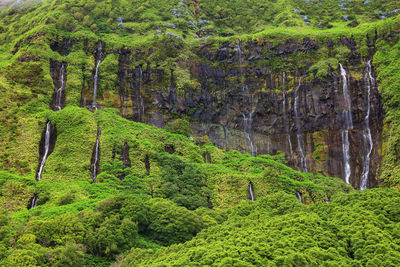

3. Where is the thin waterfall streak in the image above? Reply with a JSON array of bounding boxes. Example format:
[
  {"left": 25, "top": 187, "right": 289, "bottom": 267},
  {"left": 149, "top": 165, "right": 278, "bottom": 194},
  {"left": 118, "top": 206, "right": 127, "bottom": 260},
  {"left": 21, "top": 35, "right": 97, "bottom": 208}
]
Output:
[
  {"left": 37, "top": 122, "right": 51, "bottom": 181},
  {"left": 282, "top": 90, "right": 286, "bottom": 123},
  {"left": 288, "top": 135, "right": 293, "bottom": 159},
  {"left": 139, "top": 67, "right": 145, "bottom": 118},
  {"left": 297, "top": 134, "right": 308, "bottom": 172},
  {"left": 249, "top": 182, "right": 255, "bottom": 201},
  {"left": 238, "top": 40, "right": 254, "bottom": 156},
  {"left": 339, "top": 64, "right": 352, "bottom": 184},
  {"left": 55, "top": 63, "right": 65, "bottom": 110},
  {"left": 294, "top": 77, "right": 307, "bottom": 171},
  {"left": 92, "top": 129, "right": 100, "bottom": 182},
  {"left": 360, "top": 128, "right": 373, "bottom": 190},
  {"left": 237, "top": 41, "right": 242, "bottom": 66},
  {"left": 282, "top": 72, "right": 293, "bottom": 160},
  {"left": 30, "top": 196, "right": 38, "bottom": 209},
  {"left": 237, "top": 41, "right": 246, "bottom": 92},
  {"left": 296, "top": 191, "right": 304, "bottom": 203},
  {"left": 340, "top": 63, "right": 353, "bottom": 129},
  {"left": 294, "top": 78, "right": 302, "bottom": 129},
  {"left": 360, "top": 60, "right": 374, "bottom": 190},
  {"left": 342, "top": 130, "right": 351, "bottom": 184},
  {"left": 92, "top": 42, "right": 103, "bottom": 109},
  {"left": 243, "top": 112, "right": 255, "bottom": 156}
]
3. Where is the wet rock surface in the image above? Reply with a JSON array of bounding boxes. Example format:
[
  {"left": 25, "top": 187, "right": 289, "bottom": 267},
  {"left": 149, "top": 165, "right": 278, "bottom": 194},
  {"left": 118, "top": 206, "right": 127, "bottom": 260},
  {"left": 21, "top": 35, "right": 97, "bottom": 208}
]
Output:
[{"left": 106, "top": 38, "right": 384, "bottom": 188}]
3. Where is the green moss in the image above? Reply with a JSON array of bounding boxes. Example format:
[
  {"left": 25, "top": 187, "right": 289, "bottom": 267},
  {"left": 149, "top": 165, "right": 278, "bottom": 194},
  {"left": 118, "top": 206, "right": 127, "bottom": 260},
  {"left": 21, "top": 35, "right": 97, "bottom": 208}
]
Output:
[
  {"left": 1, "top": 0, "right": 400, "bottom": 265},
  {"left": 373, "top": 36, "right": 400, "bottom": 188},
  {"left": 309, "top": 58, "right": 339, "bottom": 79}
]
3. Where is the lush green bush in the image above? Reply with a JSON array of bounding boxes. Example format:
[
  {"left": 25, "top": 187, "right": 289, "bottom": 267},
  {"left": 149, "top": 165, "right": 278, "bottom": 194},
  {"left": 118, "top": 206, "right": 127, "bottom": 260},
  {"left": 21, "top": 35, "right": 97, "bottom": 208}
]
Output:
[
  {"left": 165, "top": 119, "right": 192, "bottom": 137},
  {"left": 0, "top": 0, "right": 400, "bottom": 266},
  {"left": 122, "top": 189, "right": 400, "bottom": 266},
  {"left": 145, "top": 198, "right": 202, "bottom": 246},
  {"left": 156, "top": 154, "right": 207, "bottom": 210}
]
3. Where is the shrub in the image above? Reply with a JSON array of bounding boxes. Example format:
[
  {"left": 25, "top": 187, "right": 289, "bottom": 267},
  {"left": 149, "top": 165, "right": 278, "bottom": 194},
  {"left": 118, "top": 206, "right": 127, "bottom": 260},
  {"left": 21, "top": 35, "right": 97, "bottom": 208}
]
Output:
[{"left": 165, "top": 119, "right": 191, "bottom": 137}]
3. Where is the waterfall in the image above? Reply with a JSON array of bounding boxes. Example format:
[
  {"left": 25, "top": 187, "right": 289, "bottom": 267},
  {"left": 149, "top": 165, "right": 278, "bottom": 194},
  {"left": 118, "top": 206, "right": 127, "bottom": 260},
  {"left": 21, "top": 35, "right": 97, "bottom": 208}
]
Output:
[
  {"left": 54, "top": 63, "right": 66, "bottom": 111},
  {"left": 340, "top": 64, "right": 353, "bottom": 129},
  {"left": 91, "top": 128, "right": 101, "bottom": 182},
  {"left": 249, "top": 182, "right": 255, "bottom": 201},
  {"left": 294, "top": 77, "right": 308, "bottom": 172},
  {"left": 342, "top": 130, "right": 351, "bottom": 184},
  {"left": 135, "top": 67, "right": 145, "bottom": 121},
  {"left": 92, "top": 42, "right": 103, "bottom": 109},
  {"left": 360, "top": 60, "right": 374, "bottom": 190},
  {"left": 237, "top": 39, "right": 254, "bottom": 156},
  {"left": 339, "top": 64, "right": 353, "bottom": 184},
  {"left": 237, "top": 40, "right": 242, "bottom": 66},
  {"left": 36, "top": 121, "right": 51, "bottom": 181},
  {"left": 237, "top": 40, "right": 247, "bottom": 92},
  {"left": 282, "top": 72, "right": 293, "bottom": 159},
  {"left": 296, "top": 191, "right": 304, "bottom": 203},
  {"left": 288, "top": 135, "right": 293, "bottom": 160},
  {"left": 30, "top": 195, "right": 38, "bottom": 209},
  {"left": 243, "top": 111, "right": 255, "bottom": 156}
]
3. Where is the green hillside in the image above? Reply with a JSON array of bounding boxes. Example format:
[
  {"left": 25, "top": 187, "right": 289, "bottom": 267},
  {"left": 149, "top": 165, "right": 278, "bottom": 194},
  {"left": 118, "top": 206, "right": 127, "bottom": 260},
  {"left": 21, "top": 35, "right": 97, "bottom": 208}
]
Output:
[{"left": 0, "top": 0, "right": 400, "bottom": 266}]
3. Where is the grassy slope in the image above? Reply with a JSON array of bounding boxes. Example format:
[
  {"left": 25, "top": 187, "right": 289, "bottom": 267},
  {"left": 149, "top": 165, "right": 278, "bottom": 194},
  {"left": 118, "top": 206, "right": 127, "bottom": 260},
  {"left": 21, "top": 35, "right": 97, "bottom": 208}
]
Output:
[
  {"left": 0, "top": 107, "right": 352, "bottom": 265},
  {"left": 0, "top": 0, "right": 399, "bottom": 265}
]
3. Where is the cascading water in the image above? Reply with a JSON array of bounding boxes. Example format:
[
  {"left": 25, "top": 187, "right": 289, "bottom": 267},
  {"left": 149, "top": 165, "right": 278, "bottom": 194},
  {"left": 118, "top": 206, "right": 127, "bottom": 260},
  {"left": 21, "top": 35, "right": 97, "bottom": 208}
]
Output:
[
  {"left": 342, "top": 131, "right": 351, "bottom": 184},
  {"left": 30, "top": 195, "right": 38, "bottom": 209},
  {"left": 237, "top": 41, "right": 249, "bottom": 92},
  {"left": 296, "top": 191, "right": 304, "bottom": 203},
  {"left": 282, "top": 72, "right": 293, "bottom": 159},
  {"left": 248, "top": 182, "right": 255, "bottom": 201},
  {"left": 91, "top": 128, "right": 101, "bottom": 182},
  {"left": 36, "top": 121, "right": 51, "bottom": 181},
  {"left": 237, "top": 39, "right": 254, "bottom": 155},
  {"left": 92, "top": 42, "right": 103, "bottom": 109},
  {"left": 288, "top": 134, "right": 293, "bottom": 160},
  {"left": 339, "top": 64, "right": 353, "bottom": 184},
  {"left": 237, "top": 41, "right": 242, "bottom": 68},
  {"left": 135, "top": 67, "right": 145, "bottom": 121},
  {"left": 294, "top": 77, "right": 308, "bottom": 172},
  {"left": 360, "top": 60, "right": 374, "bottom": 190},
  {"left": 243, "top": 111, "right": 255, "bottom": 156},
  {"left": 54, "top": 63, "right": 66, "bottom": 111}
]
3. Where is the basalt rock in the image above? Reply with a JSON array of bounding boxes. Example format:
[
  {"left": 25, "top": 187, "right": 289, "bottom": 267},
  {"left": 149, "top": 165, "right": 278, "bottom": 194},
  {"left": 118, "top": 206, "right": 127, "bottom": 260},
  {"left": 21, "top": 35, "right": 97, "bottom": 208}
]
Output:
[
  {"left": 36, "top": 121, "right": 57, "bottom": 181},
  {"left": 50, "top": 60, "right": 67, "bottom": 111},
  {"left": 108, "top": 38, "right": 384, "bottom": 189}
]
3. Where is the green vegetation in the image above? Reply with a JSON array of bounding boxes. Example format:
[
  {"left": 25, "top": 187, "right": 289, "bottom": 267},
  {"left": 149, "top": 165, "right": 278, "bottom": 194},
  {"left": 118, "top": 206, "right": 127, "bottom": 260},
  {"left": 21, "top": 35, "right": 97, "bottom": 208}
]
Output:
[
  {"left": 0, "top": 0, "right": 400, "bottom": 266},
  {"left": 122, "top": 189, "right": 400, "bottom": 266},
  {"left": 0, "top": 109, "right": 352, "bottom": 265},
  {"left": 165, "top": 118, "right": 192, "bottom": 137},
  {"left": 374, "top": 38, "right": 400, "bottom": 188}
]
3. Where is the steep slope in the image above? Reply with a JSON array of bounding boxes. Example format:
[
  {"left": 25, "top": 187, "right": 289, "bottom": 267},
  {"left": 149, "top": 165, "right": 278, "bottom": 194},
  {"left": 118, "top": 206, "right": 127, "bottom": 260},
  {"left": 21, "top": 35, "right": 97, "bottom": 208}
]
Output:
[
  {"left": 0, "top": 0, "right": 400, "bottom": 266},
  {"left": 0, "top": 108, "right": 351, "bottom": 266},
  {"left": 0, "top": 0, "right": 399, "bottom": 187}
]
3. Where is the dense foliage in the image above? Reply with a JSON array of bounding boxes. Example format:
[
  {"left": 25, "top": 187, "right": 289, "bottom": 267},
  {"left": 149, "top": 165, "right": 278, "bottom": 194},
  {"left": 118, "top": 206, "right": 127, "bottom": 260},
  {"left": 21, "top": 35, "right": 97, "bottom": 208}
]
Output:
[
  {"left": 0, "top": 108, "right": 352, "bottom": 265},
  {"left": 122, "top": 189, "right": 400, "bottom": 266},
  {"left": 0, "top": 0, "right": 399, "bottom": 266}
]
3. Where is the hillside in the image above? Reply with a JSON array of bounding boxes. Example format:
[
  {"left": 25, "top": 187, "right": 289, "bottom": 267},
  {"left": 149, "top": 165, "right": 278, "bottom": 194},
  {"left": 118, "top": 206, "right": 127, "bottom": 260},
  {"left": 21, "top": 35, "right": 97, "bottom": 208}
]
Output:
[{"left": 0, "top": 0, "right": 400, "bottom": 266}]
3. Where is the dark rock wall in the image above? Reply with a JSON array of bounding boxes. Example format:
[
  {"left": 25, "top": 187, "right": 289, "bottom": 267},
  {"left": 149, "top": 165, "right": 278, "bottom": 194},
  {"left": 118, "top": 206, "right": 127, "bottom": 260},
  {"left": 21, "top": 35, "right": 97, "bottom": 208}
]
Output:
[
  {"left": 49, "top": 60, "right": 67, "bottom": 110},
  {"left": 77, "top": 38, "right": 383, "bottom": 189}
]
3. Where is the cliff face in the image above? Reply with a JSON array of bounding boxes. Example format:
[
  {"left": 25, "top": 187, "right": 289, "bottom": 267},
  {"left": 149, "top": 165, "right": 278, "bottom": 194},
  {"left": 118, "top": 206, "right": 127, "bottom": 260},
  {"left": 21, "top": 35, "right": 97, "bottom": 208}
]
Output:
[
  {"left": 183, "top": 40, "right": 383, "bottom": 189},
  {"left": 48, "top": 36, "right": 384, "bottom": 189}
]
